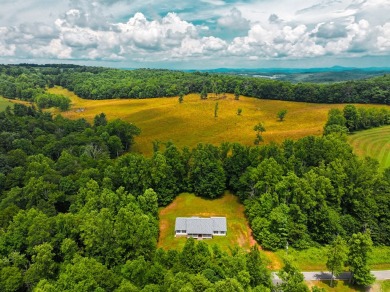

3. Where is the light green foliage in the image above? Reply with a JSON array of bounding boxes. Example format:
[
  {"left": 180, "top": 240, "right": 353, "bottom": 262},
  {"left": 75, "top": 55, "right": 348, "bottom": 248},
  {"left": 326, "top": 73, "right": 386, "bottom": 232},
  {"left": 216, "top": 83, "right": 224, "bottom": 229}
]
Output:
[
  {"left": 54, "top": 256, "right": 120, "bottom": 291},
  {"left": 246, "top": 246, "right": 272, "bottom": 288},
  {"left": 0, "top": 97, "right": 13, "bottom": 112},
  {"left": 251, "top": 205, "right": 289, "bottom": 251},
  {"left": 60, "top": 238, "right": 79, "bottom": 262},
  {"left": 0, "top": 266, "right": 23, "bottom": 292},
  {"left": 214, "top": 102, "right": 219, "bottom": 118},
  {"left": 326, "top": 235, "right": 348, "bottom": 287},
  {"left": 138, "top": 188, "right": 159, "bottom": 218},
  {"left": 380, "top": 280, "right": 390, "bottom": 292},
  {"left": 348, "top": 232, "right": 376, "bottom": 286},
  {"left": 348, "top": 125, "right": 390, "bottom": 170},
  {"left": 24, "top": 243, "right": 57, "bottom": 289},
  {"left": 116, "top": 280, "right": 139, "bottom": 292},
  {"left": 237, "top": 108, "right": 242, "bottom": 115},
  {"left": 238, "top": 157, "right": 283, "bottom": 200},
  {"left": 310, "top": 286, "right": 326, "bottom": 292},
  {"left": 215, "top": 278, "right": 244, "bottom": 292},
  {"left": 277, "top": 258, "right": 309, "bottom": 292}
]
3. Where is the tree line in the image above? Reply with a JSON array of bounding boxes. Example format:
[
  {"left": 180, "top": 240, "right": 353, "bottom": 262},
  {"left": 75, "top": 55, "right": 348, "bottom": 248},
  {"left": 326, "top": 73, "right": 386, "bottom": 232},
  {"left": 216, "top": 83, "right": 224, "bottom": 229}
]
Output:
[
  {"left": 324, "top": 104, "right": 390, "bottom": 136},
  {"left": 1, "top": 64, "right": 390, "bottom": 104}
]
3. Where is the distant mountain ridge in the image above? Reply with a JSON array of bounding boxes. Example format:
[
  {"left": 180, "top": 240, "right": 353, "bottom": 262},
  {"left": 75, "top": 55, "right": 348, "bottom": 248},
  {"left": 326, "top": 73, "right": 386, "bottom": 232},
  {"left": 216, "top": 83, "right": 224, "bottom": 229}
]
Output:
[
  {"left": 187, "top": 66, "right": 390, "bottom": 73},
  {"left": 184, "top": 66, "right": 390, "bottom": 83}
]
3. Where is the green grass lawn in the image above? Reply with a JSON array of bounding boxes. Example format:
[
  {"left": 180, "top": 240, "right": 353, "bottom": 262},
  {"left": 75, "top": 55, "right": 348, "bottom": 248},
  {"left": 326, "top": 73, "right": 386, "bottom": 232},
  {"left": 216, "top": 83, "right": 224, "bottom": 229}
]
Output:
[
  {"left": 158, "top": 192, "right": 255, "bottom": 253},
  {"left": 276, "top": 246, "right": 390, "bottom": 271},
  {"left": 307, "top": 280, "right": 369, "bottom": 292},
  {"left": 348, "top": 126, "right": 390, "bottom": 170},
  {"left": 380, "top": 280, "right": 390, "bottom": 292},
  {"left": 0, "top": 96, "right": 13, "bottom": 111}
]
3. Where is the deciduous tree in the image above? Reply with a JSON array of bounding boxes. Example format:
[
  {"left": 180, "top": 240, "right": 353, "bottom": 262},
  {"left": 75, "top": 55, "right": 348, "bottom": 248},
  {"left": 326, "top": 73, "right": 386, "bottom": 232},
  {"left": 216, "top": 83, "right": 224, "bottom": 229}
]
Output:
[
  {"left": 347, "top": 232, "right": 375, "bottom": 286},
  {"left": 326, "top": 235, "right": 348, "bottom": 287}
]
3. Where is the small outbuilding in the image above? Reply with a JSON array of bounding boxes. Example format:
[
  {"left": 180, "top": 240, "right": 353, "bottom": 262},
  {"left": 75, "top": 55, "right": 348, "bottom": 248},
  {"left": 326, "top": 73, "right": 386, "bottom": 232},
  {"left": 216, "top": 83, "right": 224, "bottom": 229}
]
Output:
[{"left": 175, "top": 217, "right": 227, "bottom": 239}]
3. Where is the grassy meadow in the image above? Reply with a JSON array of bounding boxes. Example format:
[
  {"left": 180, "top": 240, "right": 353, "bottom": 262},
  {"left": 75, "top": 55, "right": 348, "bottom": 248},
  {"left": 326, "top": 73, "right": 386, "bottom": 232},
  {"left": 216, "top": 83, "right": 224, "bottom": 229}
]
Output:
[
  {"left": 380, "top": 280, "right": 390, "bottom": 292},
  {"left": 307, "top": 280, "right": 371, "bottom": 292},
  {"left": 348, "top": 126, "right": 390, "bottom": 170},
  {"left": 0, "top": 96, "right": 13, "bottom": 111},
  {"left": 46, "top": 86, "right": 390, "bottom": 156},
  {"left": 276, "top": 246, "right": 390, "bottom": 271}
]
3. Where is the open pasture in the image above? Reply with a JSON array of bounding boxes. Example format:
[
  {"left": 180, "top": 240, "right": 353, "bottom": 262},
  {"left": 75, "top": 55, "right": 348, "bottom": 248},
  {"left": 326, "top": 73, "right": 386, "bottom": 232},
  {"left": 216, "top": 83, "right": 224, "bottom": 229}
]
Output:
[
  {"left": 47, "top": 87, "right": 390, "bottom": 156},
  {"left": 348, "top": 126, "right": 390, "bottom": 170},
  {"left": 276, "top": 246, "right": 390, "bottom": 271}
]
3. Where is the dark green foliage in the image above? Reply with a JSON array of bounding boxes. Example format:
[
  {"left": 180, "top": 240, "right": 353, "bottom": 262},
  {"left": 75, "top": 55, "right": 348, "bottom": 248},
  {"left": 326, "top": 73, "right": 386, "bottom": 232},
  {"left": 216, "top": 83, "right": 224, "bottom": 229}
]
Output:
[
  {"left": 343, "top": 105, "right": 360, "bottom": 131},
  {"left": 178, "top": 92, "right": 184, "bottom": 103},
  {"left": 234, "top": 86, "right": 240, "bottom": 100},
  {"left": 35, "top": 93, "right": 71, "bottom": 111},
  {"left": 94, "top": 113, "right": 107, "bottom": 127},
  {"left": 201, "top": 86, "right": 208, "bottom": 100},
  {"left": 254, "top": 122, "right": 266, "bottom": 145},
  {"left": 190, "top": 144, "right": 226, "bottom": 198},
  {"left": 324, "top": 105, "right": 390, "bottom": 135},
  {"left": 277, "top": 109, "right": 287, "bottom": 121},
  {"left": 1, "top": 64, "right": 390, "bottom": 105}
]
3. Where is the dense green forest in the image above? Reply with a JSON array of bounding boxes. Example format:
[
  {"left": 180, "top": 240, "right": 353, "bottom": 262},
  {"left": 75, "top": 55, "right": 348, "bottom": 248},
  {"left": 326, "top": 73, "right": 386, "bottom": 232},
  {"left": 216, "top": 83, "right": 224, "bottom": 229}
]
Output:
[
  {"left": 0, "top": 64, "right": 389, "bottom": 104},
  {"left": 0, "top": 102, "right": 389, "bottom": 290}
]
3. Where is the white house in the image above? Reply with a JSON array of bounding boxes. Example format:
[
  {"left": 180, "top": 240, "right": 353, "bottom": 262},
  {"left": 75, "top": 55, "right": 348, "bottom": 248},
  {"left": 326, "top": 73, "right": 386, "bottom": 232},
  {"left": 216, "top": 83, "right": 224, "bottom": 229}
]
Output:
[{"left": 175, "top": 217, "right": 227, "bottom": 239}]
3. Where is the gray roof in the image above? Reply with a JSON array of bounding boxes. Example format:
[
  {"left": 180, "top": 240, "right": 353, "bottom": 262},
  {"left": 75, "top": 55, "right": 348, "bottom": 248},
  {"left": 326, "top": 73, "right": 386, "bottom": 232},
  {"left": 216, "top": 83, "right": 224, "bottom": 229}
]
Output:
[
  {"left": 175, "top": 217, "right": 227, "bottom": 234},
  {"left": 175, "top": 217, "right": 187, "bottom": 230},
  {"left": 211, "top": 217, "right": 227, "bottom": 232}
]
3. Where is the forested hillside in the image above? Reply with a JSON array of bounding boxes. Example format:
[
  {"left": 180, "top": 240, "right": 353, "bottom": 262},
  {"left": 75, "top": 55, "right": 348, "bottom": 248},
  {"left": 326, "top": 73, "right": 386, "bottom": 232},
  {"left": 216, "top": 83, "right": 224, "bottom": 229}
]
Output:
[
  {"left": 0, "top": 64, "right": 389, "bottom": 104},
  {"left": 0, "top": 103, "right": 389, "bottom": 290}
]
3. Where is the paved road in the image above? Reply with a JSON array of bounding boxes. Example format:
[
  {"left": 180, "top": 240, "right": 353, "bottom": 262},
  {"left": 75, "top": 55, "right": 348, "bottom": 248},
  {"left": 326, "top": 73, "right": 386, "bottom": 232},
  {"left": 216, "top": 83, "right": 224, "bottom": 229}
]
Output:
[{"left": 272, "top": 270, "right": 390, "bottom": 284}]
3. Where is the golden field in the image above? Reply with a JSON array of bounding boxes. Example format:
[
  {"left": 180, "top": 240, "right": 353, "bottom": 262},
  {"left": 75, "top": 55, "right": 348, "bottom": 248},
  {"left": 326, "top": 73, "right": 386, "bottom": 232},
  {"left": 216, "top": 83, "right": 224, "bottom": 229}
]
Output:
[{"left": 44, "top": 87, "right": 390, "bottom": 156}]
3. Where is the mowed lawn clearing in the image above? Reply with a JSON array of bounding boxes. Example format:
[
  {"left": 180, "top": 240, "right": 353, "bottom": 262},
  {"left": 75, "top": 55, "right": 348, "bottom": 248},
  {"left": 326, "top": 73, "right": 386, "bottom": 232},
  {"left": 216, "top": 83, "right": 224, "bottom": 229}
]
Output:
[
  {"left": 158, "top": 192, "right": 255, "bottom": 252},
  {"left": 47, "top": 86, "right": 390, "bottom": 156},
  {"left": 307, "top": 280, "right": 368, "bottom": 292},
  {"left": 348, "top": 126, "right": 390, "bottom": 170},
  {"left": 0, "top": 96, "right": 13, "bottom": 111},
  {"left": 276, "top": 246, "right": 390, "bottom": 271}
]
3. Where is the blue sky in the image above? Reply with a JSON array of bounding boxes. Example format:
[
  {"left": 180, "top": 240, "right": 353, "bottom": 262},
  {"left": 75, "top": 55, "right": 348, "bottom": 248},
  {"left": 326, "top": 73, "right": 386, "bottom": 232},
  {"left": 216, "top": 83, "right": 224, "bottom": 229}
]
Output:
[{"left": 0, "top": 0, "right": 389, "bottom": 69}]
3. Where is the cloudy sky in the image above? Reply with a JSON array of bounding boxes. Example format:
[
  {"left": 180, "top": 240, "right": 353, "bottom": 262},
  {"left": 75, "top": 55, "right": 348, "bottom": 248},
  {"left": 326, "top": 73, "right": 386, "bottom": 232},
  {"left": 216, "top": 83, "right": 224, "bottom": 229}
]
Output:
[{"left": 1, "top": 0, "right": 389, "bottom": 69}]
